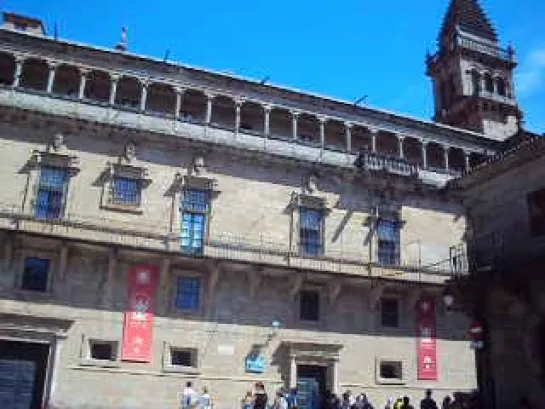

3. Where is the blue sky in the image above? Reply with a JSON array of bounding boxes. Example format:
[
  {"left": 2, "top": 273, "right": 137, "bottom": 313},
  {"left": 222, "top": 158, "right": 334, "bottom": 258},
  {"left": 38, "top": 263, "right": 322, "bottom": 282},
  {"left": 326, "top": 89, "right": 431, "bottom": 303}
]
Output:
[{"left": 4, "top": 0, "right": 545, "bottom": 134}]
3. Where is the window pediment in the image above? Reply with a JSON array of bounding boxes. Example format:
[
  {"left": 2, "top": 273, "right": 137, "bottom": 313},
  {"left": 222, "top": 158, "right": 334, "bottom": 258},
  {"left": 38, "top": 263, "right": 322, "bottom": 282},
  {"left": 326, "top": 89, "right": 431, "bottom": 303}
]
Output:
[{"left": 28, "top": 150, "right": 80, "bottom": 175}]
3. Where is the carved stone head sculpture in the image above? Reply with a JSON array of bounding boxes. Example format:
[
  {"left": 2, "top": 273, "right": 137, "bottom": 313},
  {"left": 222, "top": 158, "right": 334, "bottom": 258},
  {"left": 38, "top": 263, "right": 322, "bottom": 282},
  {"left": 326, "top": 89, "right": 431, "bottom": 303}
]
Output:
[
  {"left": 304, "top": 174, "right": 319, "bottom": 194},
  {"left": 123, "top": 141, "right": 137, "bottom": 163},
  {"left": 50, "top": 133, "right": 66, "bottom": 152},
  {"left": 192, "top": 155, "right": 206, "bottom": 175}
]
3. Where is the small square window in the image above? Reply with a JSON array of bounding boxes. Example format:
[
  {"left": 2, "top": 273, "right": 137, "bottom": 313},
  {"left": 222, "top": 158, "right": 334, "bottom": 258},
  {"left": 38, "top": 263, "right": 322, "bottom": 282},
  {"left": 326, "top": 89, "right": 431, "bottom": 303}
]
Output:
[
  {"left": 379, "top": 361, "right": 403, "bottom": 380},
  {"left": 170, "top": 348, "right": 195, "bottom": 367},
  {"left": 111, "top": 176, "right": 141, "bottom": 207},
  {"left": 89, "top": 340, "right": 117, "bottom": 361},
  {"left": 21, "top": 258, "right": 50, "bottom": 292},
  {"left": 300, "top": 290, "right": 320, "bottom": 321},
  {"left": 381, "top": 298, "right": 399, "bottom": 328},
  {"left": 175, "top": 277, "right": 201, "bottom": 311}
]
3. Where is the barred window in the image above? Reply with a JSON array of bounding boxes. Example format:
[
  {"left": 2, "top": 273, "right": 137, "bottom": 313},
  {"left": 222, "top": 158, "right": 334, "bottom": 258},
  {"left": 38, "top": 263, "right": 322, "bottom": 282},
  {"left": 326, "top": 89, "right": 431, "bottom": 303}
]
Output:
[
  {"left": 111, "top": 176, "right": 140, "bottom": 206},
  {"left": 180, "top": 189, "right": 210, "bottom": 255},
  {"left": 299, "top": 207, "right": 324, "bottom": 257},
  {"left": 377, "top": 219, "right": 400, "bottom": 266},
  {"left": 35, "top": 166, "right": 68, "bottom": 220},
  {"left": 175, "top": 277, "right": 201, "bottom": 311}
]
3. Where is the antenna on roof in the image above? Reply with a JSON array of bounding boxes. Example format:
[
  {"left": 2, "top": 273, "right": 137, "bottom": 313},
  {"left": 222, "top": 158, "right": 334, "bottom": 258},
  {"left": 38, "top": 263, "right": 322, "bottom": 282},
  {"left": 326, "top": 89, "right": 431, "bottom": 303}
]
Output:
[
  {"left": 353, "top": 96, "right": 368, "bottom": 106},
  {"left": 115, "top": 26, "right": 128, "bottom": 51},
  {"left": 163, "top": 49, "right": 170, "bottom": 62},
  {"left": 54, "top": 22, "right": 58, "bottom": 40},
  {"left": 259, "top": 76, "right": 270, "bottom": 86}
]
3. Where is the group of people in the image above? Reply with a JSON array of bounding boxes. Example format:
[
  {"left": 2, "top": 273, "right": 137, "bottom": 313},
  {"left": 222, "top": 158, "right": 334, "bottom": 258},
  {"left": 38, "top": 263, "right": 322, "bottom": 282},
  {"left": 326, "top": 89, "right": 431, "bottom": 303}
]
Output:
[
  {"left": 239, "top": 383, "right": 440, "bottom": 409},
  {"left": 182, "top": 382, "right": 535, "bottom": 409}
]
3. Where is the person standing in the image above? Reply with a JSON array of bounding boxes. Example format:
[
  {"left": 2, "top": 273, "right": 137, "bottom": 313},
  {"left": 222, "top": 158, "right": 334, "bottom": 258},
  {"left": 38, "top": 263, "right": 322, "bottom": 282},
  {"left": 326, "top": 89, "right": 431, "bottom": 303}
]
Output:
[
  {"left": 242, "top": 391, "right": 254, "bottom": 409},
  {"left": 182, "top": 381, "right": 197, "bottom": 409},
  {"left": 420, "top": 390, "right": 438, "bottom": 409},
  {"left": 253, "top": 382, "right": 268, "bottom": 409},
  {"left": 401, "top": 397, "right": 414, "bottom": 409},
  {"left": 199, "top": 386, "right": 213, "bottom": 409},
  {"left": 287, "top": 388, "right": 299, "bottom": 409}
]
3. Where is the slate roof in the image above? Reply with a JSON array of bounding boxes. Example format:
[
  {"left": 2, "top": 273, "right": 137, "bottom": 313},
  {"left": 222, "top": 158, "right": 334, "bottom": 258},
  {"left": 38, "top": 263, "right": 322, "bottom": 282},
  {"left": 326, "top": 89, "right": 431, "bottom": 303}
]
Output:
[{"left": 438, "top": 0, "right": 498, "bottom": 44}]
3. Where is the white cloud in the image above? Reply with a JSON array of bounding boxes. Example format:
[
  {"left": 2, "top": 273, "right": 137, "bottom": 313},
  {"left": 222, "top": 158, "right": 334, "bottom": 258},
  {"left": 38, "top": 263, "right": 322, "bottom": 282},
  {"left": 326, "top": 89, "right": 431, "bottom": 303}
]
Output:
[{"left": 516, "top": 46, "right": 545, "bottom": 96}]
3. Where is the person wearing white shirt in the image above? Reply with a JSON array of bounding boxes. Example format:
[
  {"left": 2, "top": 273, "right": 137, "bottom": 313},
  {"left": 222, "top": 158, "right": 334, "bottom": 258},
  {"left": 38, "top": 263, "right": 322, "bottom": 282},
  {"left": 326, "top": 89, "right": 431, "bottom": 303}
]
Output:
[{"left": 182, "top": 381, "right": 197, "bottom": 409}]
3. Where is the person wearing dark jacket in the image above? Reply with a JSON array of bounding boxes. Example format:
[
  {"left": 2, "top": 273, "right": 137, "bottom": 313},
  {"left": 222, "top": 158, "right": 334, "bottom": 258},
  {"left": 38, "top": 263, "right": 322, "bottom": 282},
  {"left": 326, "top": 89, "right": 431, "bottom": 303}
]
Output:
[
  {"left": 253, "top": 382, "right": 268, "bottom": 409},
  {"left": 420, "top": 390, "right": 438, "bottom": 409}
]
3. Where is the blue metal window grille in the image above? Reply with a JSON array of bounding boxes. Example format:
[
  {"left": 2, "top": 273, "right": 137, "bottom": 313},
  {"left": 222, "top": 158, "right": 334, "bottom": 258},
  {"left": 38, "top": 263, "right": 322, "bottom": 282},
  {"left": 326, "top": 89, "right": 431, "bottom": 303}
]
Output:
[
  {"left": 300, "top": 290, "right": 320, "bottom": 321},
  {"left": 377, "top": 219, "right": 401, "bottom": 266},
  {"left": 112, "top": 176, "right": 140, "bottom": 206},
  {"left": 180, "top": 189, "right": 210, "bottom": 255},
  {"left": 21, "top": 257, "right": 50, "bottom": 292},
  {"left": 175, "top": 277, "right": 201, "bottom": 311},
  {"left": 35, "top": 166, "right": 68, "bottom": 220},
  {"left": 299, "top": 207, "right": 324, "bottom": 257}
]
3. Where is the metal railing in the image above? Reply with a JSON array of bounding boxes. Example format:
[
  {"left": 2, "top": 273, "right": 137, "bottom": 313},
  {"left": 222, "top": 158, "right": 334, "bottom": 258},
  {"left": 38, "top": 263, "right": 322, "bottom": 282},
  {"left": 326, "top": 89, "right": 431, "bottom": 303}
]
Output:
[
  {"left": 468, "top": 218, "right": 545, "bottom": 273},
  {"left": 457, "top": 35, "right": 517, "bottom": 63},
  {"left": 353, "top": 150, "right": 418, "bottom": 177},
  {"left": 0, "top": 201, "right": 466, "bottom": 282}
]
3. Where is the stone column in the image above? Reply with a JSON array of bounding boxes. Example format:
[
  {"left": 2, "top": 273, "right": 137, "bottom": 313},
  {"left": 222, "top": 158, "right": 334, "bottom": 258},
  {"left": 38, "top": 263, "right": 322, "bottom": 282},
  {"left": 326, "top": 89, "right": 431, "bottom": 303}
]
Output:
[
  {"left": 371, "top": 129, "right": 378, "bottom": 153},
  {"left": 289, "top": 354, "right": 297, "bottom": 388},
  {"left": 291, "top": 111, "right": 299, "bottom": 141},
  {"left": 13, "top": 55, "right": 25, "bottom": 88},
  {"left": 205, "top": 94, "right": 214, "bottom": 125},
  {"left": 443, "top": 146, "right": 450, "bottom": 171},
  {"left": 345, "top": 123, "right": 352, "bottom": 152},
  {"left": 78, "top": 68, "right": 89, "bottom": 100},
  {"left": 140, "top": 80, "right": 148, "bottom": 112},
  {"left": 319, "top": 117, "right": 326, "bottom": 148},
  {"left": 398, "top": 136, "right": 405, "bottom": 159},
  {"left": 109, "top": 74, "right": 119, "bottom": 105},
  {"left": 464, "top": 151, "right": 471, "bottom": 173},
  {"left": 174, "top": 87, "right": 184, "bottom": 119},
  {"left": 331, "top": 357, "right": 339, "bottom": 395},
  {"left": 235, "top": 100, "right": 242, "bottom": 134},
  {"left": 421, "top": 141, "right": 428, "bottom": 169},
  {"left": 264, "top": 105, "right": 271, "bottom": 136},
  {"left": 46, "top": 62, "right": 57, "bottom": 93}
]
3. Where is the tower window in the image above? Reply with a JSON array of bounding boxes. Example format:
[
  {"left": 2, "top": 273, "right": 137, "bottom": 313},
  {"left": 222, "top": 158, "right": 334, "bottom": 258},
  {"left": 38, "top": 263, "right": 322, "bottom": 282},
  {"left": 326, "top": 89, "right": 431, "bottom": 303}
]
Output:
[
  {"left": 300, "top": 290, "right": 320, "bottom": 321},
  {"left": 484, "top": 74, "right": 494, "bottom": 93},
  {"left": 497, "top": 78, "right": 507, "bottom": 97},
  {"left": 471, "top": 71, "right": 480, "bottom": 95}
]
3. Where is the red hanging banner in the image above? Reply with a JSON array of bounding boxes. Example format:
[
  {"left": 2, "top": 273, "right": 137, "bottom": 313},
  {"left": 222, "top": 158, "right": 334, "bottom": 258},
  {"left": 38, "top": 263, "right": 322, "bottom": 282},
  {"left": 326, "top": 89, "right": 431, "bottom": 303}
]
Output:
[
  {"left": 416, "top": 298, "right": 438, "bottom": 381},
  {"left": 121, "top": 264, "right": 159, "bottom": 362}
]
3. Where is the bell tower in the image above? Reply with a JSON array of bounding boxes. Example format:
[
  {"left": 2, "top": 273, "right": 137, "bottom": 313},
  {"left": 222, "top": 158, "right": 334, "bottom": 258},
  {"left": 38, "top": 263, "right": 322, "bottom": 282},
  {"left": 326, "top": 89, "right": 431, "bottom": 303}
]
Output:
[{"left": 426, "top": 0, "right": 522, "bottom": 140}]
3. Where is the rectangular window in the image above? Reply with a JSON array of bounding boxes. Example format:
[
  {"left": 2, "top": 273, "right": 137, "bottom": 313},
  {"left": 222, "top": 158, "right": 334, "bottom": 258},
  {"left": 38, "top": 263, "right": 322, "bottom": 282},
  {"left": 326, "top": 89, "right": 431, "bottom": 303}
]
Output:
[
  {"left": 300, "top": 290, "right": 320, "bottom": 321},
  {"left": 299, "top": 207, "right": 324, "bottom": 257},
  {"left": 527, "top": 189, "right": 545, "bottom": 237},
  {"left": 170, "top": 348, "right": 195, "bottom": 367},
  {"left": 377, "top": 219, "right": 400, "bottom": 266},
  {"left": 381, "top": 298, "right": 399, "bottom": 328},
  {"left": 379, "top": 361, "right": 403, "bottom": 380},
  {"left": 180, "top": 189, "right": 210, "bottom": 255},
  {"left": 111, "top": 176, "right": 141, "bottom": 206},
  {"left": 35, "top": 166, "right": 68, "bottom": 220},
  {"left": 21, "top": 257, "right": 49, "bottom": 292},
  {"left": 175, "top": 277, "right": 201, "bottom": 311},
  {"left": 89, "top": 340, "right": 117, "bottom": 361}
]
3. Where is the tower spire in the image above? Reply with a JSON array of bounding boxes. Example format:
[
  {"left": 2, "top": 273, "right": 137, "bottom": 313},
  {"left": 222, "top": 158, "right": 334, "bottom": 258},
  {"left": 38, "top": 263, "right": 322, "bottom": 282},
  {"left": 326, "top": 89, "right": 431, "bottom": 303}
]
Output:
[{"left": 438, "top": 0, "right": 498, "bottom": 45}]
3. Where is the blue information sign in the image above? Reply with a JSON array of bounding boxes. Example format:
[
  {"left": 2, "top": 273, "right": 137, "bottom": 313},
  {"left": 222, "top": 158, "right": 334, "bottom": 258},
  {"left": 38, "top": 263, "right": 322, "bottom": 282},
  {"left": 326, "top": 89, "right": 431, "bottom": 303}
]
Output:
[{"left": 245, "top": 354, "right": 266, "bottom": 373}]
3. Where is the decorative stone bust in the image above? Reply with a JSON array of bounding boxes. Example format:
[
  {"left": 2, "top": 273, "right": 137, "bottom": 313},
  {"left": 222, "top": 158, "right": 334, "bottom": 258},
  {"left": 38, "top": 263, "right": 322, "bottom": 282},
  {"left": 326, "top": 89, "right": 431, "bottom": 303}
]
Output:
[
  {"left": 192, "top": 155, "right": 206, "bottom": 176},
  {"left": 123, "top": 141, "right": 137, "bottom": 163},
  {"left": 49, "top": 133, "right": 66, "bottom": 152},
  {"left": 304, "top": 174, "right": 319, "bottom": 195}
]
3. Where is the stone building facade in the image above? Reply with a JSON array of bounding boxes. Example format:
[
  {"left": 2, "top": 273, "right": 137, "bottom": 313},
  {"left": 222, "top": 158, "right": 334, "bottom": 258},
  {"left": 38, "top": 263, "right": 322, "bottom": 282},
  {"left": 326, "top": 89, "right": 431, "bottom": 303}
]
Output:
[
  {"left": 0, "top": 1, "right": 528, "bottom": 408},
  {"left": 448, "top": 133, "right": 545, "bottom": 409}
]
